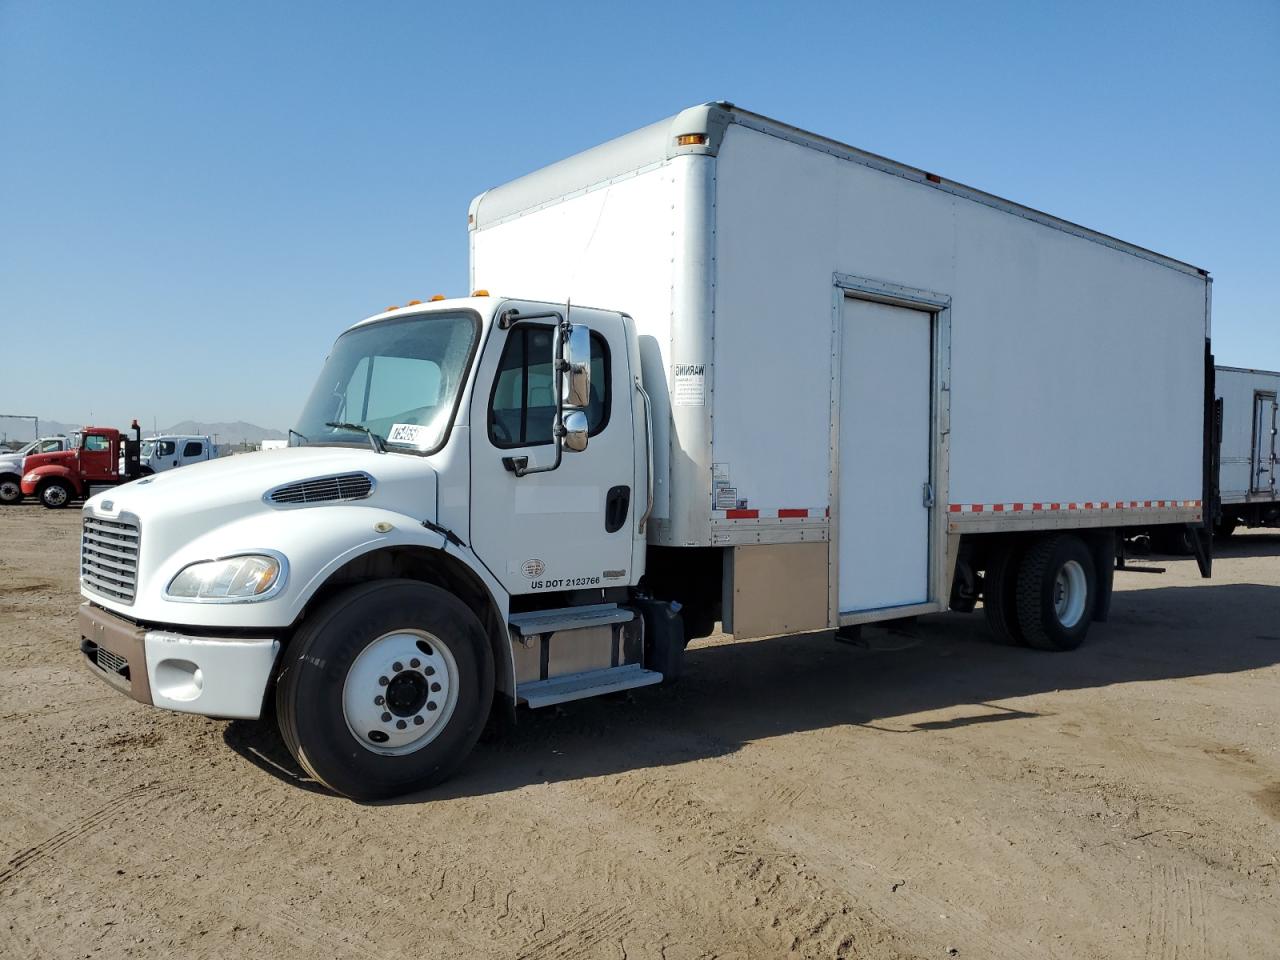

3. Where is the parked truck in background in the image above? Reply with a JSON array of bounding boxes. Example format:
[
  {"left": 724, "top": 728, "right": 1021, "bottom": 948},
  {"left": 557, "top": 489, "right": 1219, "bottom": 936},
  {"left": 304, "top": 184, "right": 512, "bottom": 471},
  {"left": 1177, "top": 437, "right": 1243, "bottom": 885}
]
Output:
[
  {"left": 1214, "top": 365, "right": 1279, "bottom": 535},
  {"left": 138, "top": 435, "right": 217, "bottom": 475},
  {"left": 0, "top": 435, "right": 75, "bottom": 504},
  {"left": 22, "top": 422, "right": 142, "bottom": 508},
  {"left": 74, "top": 103, "right": 1213, "bottom": 800}
]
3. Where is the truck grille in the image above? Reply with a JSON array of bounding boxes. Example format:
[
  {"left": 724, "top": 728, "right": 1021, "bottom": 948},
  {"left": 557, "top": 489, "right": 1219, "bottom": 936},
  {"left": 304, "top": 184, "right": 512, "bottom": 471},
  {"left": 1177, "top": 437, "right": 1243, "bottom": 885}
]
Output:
[
  {"left": 81, "top": 515, "right": 140, "bottom": 604},
  {"left": 268, "top": 472, "right": 374, "bottom": 505}
]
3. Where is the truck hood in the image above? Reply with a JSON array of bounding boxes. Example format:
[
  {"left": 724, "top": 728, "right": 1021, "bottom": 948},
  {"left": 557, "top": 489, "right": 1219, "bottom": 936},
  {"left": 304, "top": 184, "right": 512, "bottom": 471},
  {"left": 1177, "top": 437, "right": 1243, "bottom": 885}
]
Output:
[
  {"left": 86, "top": 446, "right": 438, "bottom": 525},
  {"left": 20, "top": 450, "right": 76, "bottom": 473}
]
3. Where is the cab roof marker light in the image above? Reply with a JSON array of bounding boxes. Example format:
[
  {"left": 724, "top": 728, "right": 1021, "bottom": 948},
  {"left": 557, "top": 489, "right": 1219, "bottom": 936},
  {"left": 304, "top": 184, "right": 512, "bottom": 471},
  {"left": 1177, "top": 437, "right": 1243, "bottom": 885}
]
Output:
[
  {"left": 471, "top": 289, "right": 489, "bottom": 297},
  {"left": 405, "top": 299, "right": 422, "bottom": 306},
  {"left": 430, "top": 294, "right": 446, "bottom": 302}
]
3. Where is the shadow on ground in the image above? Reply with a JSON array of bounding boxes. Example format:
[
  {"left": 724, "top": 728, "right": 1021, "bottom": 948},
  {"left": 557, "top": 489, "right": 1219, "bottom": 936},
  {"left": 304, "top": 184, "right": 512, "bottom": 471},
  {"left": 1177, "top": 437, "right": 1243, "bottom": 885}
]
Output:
[{"left": 224, "top": 570, "right": 1280, "bottom": 803}]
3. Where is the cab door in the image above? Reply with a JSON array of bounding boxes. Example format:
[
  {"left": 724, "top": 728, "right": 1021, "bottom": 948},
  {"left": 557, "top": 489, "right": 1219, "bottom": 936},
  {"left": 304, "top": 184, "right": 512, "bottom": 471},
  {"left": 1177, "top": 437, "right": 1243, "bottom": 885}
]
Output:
[
  {"left": 469, "top": 313, "right": 636, "bottom": 597},
  {"left": 80, "top": 433, "right": 116, "bottom": 482},
  {"left": 180, "top": 439, "right": 206, "bottom": 466}
]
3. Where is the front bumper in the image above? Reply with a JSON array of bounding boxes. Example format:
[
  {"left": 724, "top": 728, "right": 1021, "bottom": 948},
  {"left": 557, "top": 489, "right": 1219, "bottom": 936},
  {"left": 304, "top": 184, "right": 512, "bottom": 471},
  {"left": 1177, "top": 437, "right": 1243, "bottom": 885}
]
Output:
[{"left": 78, "top": 602, "right": 280, "bottom": 720}]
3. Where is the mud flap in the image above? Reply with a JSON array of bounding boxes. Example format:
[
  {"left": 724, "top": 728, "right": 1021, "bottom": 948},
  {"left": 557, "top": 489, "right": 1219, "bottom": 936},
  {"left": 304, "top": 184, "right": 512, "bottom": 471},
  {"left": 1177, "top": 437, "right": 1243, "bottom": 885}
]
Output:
[
  {"left": 636, "top": 599, "right": 686, "bottom": 681},
  {"left": 1189, "top": 523, "right": 1212, "bottom": 579},
  {"left": 1090, "top": 531, "right": 1116, "bottom": 623}
]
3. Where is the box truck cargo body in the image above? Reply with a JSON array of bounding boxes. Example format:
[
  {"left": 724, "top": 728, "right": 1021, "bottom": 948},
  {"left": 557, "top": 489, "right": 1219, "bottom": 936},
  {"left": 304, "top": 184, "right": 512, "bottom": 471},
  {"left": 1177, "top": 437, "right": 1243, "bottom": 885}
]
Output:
[
  {"left": 471, "top": 102, "right": 1212, "bottom": 637},
  {"left": 74, "top": 104, "right": 1213, "bottom": 799},
  {"left": 1215, "top": 365, "right": 1279, "bottom": 532}
]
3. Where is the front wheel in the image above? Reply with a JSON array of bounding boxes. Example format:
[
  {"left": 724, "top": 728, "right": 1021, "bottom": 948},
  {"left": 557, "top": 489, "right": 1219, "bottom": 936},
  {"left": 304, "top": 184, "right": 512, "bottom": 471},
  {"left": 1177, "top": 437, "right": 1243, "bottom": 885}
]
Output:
[
  {"left": 39, "top": 480, "right": 73, "bottom": 509},
  {"left": 275, "top": 580, "right": 495, "bottom": 800},
  {"left": 1015, "top": 535, "right": 1097, "bottom": 651},
  {"left": 0, "top": 475, "right": 21, "bottom": 505}
]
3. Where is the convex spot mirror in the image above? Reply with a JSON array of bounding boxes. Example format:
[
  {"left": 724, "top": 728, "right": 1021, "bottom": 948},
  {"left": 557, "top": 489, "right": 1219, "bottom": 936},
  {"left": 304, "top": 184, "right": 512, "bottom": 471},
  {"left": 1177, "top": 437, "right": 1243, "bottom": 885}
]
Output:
[
  {"left": 562, "top": 324, "right": 592, "bottom": 410},
  {"left": 562, "top": 409, "right": 589, "bottom": 453}
]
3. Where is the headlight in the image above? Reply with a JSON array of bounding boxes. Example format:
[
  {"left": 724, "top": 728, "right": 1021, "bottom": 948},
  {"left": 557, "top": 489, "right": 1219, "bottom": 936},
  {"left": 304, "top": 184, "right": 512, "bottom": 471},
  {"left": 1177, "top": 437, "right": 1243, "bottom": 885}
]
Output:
[
  {"left": 165, "top": 553, "right": 286, "bottom": 602},
  {"left": 23, "top": 472, "right": 39, "bottom": 483}
]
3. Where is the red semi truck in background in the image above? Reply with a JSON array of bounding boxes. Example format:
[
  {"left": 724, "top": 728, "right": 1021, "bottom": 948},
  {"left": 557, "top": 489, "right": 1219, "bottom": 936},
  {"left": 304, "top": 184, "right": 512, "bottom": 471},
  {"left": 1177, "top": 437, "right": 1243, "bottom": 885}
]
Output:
[{"left": 20, "top": 422, "right": 143, "bottom": 508}]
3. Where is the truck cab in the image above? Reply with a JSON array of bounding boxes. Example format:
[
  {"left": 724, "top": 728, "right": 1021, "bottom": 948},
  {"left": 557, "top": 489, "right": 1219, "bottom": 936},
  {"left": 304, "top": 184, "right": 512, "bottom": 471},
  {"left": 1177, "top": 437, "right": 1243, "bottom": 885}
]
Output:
[
  {"left": 76, "top": 297, "right": 657, "bottom": 800},
  {"left": 23, "top": 424, "right": 141, "bottom": 508},
  {"left": 139, "top": 435, "right": 214, "bottom": 475}
]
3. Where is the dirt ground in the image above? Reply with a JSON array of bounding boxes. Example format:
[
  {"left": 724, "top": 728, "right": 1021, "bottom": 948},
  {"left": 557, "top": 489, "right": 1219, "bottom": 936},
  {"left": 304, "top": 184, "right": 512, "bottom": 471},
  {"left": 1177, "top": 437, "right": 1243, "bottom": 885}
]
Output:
[{"left": 1, "top": 504, "right": 1277, "bottom": 960}]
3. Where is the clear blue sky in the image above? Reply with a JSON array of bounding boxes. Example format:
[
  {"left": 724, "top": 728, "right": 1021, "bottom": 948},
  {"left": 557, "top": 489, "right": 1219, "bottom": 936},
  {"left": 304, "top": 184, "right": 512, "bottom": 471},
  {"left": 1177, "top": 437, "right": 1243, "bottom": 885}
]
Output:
[{"left": 3, "top": 0, "right": 1277, "bottom": 432}]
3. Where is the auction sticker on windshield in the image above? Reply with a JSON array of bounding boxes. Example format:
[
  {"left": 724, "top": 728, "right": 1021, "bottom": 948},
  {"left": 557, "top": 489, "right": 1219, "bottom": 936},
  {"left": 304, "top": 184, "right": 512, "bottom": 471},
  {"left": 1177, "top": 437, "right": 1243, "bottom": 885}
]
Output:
[{"left": 387, "top": 423, "right": 427, "bottom": 445}]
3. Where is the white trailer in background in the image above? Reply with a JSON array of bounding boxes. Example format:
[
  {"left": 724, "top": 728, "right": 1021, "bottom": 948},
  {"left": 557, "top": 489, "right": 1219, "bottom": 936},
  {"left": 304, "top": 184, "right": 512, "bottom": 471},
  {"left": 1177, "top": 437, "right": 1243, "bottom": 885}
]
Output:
[
  {"left": 1215, "top": 365, "right": 1279, "bottom": 534},
  {"left": 260, "top": 439, "right": 289, "bottom": 452},
  {"left": 75, "top": 103, "right": 1214, "bottom": 799}
]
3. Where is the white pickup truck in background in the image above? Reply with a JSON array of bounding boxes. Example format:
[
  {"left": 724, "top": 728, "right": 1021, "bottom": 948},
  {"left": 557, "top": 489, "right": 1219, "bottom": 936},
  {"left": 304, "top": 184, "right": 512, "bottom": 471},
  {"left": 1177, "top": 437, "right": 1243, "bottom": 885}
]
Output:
[{"left": 0, "top": 435, "right": 75, "bottom": 504}]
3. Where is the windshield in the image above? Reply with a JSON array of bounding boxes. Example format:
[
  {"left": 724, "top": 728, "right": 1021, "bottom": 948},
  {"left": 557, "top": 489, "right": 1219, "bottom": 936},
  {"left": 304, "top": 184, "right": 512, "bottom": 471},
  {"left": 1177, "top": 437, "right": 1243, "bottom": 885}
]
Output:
[
  {"left": 294, "top": 312, "right": 479, "bottom": 454},
  {"left": 141, "top": 441, "right": 154, "bottom": 458},
  {"left": 14, "top": 441, "right": 37, "bottom": 457}
]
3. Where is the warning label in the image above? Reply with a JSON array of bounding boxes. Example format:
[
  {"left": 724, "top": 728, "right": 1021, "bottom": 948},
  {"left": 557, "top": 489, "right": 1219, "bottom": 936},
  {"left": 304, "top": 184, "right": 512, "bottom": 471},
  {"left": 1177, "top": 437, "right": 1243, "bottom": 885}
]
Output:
[{"left": 672, "top": 363, "right": 706, "bottom": 406}]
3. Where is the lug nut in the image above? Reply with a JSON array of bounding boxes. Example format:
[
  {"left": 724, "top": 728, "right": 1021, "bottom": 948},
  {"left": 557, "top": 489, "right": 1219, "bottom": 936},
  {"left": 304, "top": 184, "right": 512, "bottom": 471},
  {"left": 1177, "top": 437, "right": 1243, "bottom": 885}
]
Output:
[
  {"left": 430, "top": 682, "right": 441, "bottom": 692},
  {"left": 425, "top": 666, "right": 435, "bottom": 676},
  {"left": 427, "top": 701, "right": 437, "bottom": 712},
  {"left": 410, "top": 659, "right": 421, "bottom": 669},
  {"left": 393, "top": 662, "right": 403, "bottom": 672},
  {"left": 374, "top": 695, "right": 385, "bottom": 706},
  {"left": 378, "top": 676, "right": 389, "bottom": 686},
  {"left": 413, "top": 715, "right": 424, "bottom": 726},
  {"left": 396, "top": 720, "right": 407, "bottom": 730},
  {"left": 381, "top": 712, "right": 392, "bottom": 723}
]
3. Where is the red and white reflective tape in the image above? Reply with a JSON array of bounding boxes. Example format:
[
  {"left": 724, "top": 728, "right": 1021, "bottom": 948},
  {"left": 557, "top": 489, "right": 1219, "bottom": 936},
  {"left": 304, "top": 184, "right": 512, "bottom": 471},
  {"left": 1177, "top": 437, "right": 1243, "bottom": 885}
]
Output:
[
  {"left": 712, "top": 507, "right": 829, "bottom": 520},
  {"left": 947, "top": 499, "right": 1202, "bottom": 514}
]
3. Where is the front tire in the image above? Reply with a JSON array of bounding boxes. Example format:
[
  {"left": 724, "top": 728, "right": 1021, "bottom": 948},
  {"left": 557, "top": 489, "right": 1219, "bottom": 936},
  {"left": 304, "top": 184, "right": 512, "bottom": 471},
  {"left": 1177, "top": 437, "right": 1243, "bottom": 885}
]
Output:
[
  {"left": 39, "top": 479, "right": 73, "bottom": 509},
  {"left": 1015, "top": 535, "right": 1096, "bottom": 651},
  {"left": 0, "top": 475, "right": 20, "bottom": 505},
  {"left": 275, "top": 580, "right": 494, "bottom": 800}
]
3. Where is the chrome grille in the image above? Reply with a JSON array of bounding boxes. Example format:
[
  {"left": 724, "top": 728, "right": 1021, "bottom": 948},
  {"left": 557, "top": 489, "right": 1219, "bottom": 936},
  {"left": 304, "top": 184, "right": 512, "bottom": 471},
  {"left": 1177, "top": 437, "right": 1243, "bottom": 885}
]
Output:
[
  {"left": 81, "top": 515, "right": 140, "bottom": 604},
  {"left": 268, "top": 472, "right": 374, "bottom": 506}
]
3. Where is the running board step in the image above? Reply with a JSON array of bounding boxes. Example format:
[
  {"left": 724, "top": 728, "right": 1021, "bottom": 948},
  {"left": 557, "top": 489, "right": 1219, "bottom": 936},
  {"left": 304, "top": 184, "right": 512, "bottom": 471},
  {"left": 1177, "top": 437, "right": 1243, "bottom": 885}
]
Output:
[
  {"left": 518, "top": 664, "right": 662, "bottom": 708},
  {"left": 508, "top": 603, "right": 634, "bottom": 637}
]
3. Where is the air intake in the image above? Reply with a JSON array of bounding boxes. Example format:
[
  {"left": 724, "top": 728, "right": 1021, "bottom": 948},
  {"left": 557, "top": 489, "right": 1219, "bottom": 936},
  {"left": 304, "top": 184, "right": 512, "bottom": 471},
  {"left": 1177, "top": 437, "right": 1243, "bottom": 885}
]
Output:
[{"left": 268, "top": 472, "right": 374, "bottom": 506}]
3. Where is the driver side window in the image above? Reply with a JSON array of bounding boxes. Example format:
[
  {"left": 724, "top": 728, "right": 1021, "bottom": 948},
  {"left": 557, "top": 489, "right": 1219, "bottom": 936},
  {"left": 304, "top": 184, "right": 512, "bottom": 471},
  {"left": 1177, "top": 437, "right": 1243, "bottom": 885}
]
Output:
[{"left": 488, "top": 326, "right": 609, "bottom": 448}]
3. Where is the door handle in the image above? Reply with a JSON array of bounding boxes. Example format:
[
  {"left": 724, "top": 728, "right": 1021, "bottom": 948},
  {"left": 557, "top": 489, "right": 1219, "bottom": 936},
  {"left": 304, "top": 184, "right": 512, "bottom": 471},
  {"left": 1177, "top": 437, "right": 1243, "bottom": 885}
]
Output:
[
  {"left": 922, "top": 481, "right": 935, "bottom": 509},
  {"left": 605, "top": 485, "right": 631, "bottom": 533}
]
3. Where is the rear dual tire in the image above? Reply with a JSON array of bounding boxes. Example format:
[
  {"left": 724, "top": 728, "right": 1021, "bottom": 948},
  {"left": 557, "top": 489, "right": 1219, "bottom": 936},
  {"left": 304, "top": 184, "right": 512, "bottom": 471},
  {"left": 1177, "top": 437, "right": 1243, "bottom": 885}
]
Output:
[
  {"left": 984, "top": 534, "right": 1097, "bottom": 651},
  {"left": 275, "top": 580, "right": 494, "bottom": 801}
]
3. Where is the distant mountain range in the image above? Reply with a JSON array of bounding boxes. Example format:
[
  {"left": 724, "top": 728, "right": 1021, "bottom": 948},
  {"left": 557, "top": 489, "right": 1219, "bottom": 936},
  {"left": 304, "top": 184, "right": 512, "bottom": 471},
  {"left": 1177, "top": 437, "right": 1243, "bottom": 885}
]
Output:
[{"left": 0, "top": 416, "right": 285, "bottom": 448}]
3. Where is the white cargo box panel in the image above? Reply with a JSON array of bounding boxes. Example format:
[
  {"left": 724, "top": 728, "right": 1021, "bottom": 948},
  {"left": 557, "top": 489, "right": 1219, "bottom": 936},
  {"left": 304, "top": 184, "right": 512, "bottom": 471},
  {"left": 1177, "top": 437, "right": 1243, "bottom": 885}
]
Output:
[
  {"left": 471, "top": 103, "right": 1210, "bottom": 621},
  {"left": 1216, "top": 365, "right": 1279, "bottom": 505}
]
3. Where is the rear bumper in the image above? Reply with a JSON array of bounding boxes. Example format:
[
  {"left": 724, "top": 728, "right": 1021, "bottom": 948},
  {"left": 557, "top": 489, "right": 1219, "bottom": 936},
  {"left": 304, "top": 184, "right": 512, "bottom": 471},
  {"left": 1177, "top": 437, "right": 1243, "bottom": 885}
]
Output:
[{"left": 78, "top": 602, "right": 280, "bottom": 720}]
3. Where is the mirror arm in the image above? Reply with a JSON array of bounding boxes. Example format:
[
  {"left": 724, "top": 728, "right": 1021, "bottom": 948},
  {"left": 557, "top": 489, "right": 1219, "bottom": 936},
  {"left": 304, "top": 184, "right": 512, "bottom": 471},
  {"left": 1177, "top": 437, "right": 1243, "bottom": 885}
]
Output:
[{"left": 506, "top": 317, "right": 571, "bottom": 478}]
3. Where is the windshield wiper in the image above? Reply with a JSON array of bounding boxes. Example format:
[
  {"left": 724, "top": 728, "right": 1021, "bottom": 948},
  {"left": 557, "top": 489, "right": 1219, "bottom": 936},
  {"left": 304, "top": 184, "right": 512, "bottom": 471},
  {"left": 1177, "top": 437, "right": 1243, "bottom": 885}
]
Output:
[
  {"left": 324, "top": 421, "right": 385, "bottom": 454},
  {"left": 289, "top": 428, "right": 308, "bottom": 446}
]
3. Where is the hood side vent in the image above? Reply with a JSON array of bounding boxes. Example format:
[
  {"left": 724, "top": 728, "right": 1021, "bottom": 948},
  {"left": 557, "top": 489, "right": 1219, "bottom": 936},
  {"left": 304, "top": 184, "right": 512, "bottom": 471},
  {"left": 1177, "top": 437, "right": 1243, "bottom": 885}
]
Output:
[{"left": 267, "top": 472, "right": 374, "bottom": 506}]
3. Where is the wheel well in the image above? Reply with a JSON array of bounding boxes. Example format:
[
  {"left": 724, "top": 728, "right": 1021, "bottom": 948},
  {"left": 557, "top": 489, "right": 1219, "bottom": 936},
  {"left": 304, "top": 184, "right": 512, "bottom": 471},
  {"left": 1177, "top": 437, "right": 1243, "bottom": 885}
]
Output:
[{"left": 298, "top": 546, "right": 512, "bottom": 699}]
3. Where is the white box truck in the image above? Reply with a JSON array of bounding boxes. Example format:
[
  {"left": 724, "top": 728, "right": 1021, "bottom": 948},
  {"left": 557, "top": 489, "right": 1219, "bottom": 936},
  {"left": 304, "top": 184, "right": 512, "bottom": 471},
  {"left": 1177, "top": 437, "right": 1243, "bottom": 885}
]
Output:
[
  {"left": 75, "top": 103, "right": 1213, "bottom": 799},
  {"left": 1214, "top": 365, "right": 1278, "bottom": 534}
]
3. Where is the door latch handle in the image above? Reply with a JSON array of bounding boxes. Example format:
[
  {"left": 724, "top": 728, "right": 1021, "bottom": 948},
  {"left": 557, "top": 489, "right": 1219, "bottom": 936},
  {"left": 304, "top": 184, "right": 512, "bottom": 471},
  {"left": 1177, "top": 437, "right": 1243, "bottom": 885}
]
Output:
[{"left": 922, "top": 481, "right": 935, "bottom": 509}]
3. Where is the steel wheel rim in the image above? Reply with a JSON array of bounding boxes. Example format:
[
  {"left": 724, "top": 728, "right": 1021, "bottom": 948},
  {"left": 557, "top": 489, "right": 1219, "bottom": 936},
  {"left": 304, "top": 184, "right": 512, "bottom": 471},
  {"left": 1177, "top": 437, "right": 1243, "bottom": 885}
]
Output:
[
  {"left": 43, "top": 485, "right": 67, "bottom": 506},
  {"left": 342, "top": 629, "right": 460, "bottom": 756},
  {"left": 0, "top": 480, "right": 18, "bottom": 502},
  {"left": 1054, "top": 560, "right": 1087, "bottom": 628}
]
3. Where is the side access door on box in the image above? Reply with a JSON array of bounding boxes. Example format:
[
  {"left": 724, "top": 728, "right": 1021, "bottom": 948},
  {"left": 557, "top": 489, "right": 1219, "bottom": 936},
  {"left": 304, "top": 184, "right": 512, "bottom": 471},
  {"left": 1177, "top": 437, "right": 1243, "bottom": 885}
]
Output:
[
  {"left": 1252, "top": 390, "right": 1278, "bottom": 496},
  {"left": 833, "top": 281, "right": 949, "bottom": 625}
]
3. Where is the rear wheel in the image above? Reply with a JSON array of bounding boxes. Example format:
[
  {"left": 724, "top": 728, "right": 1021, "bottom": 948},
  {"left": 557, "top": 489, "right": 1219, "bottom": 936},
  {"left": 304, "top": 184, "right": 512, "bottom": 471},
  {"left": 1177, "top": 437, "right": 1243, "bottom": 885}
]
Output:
[
  {"left": 275, "top": 580, "right": 494, "bottom": 800},
  {"left": 39, "top": 480, "right": 73, "bottom": 509},
  {"left": 983, "top": 540, "right": 1025, "bottom": 645},
  {"left": 1016, "top": 535, "right": 1096, "bottom": 651},
  {"left": 0, "top": 475, "right": 20, "bottom": 505}
]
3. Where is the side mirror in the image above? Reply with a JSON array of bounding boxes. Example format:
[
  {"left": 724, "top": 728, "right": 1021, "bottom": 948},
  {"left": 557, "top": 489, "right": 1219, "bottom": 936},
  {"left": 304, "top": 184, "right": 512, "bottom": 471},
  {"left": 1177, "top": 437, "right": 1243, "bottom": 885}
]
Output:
[
  {"left": 562, "top": 323, "right": 592, "bottom": 409},
  {"left": 562, "top": 409, "right": 589, "bottom": 453}
]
